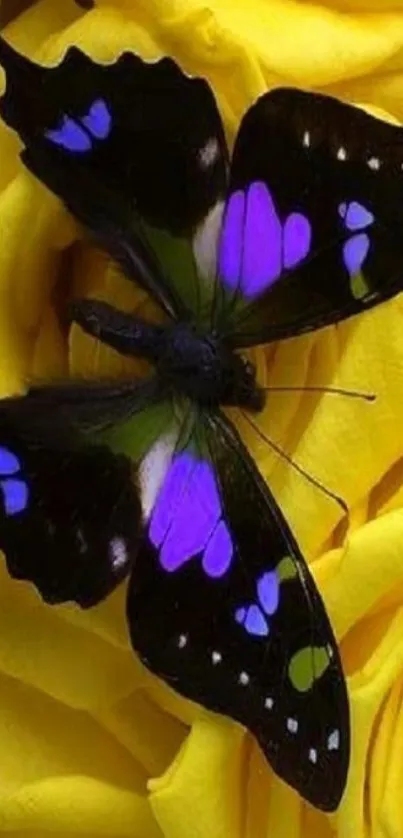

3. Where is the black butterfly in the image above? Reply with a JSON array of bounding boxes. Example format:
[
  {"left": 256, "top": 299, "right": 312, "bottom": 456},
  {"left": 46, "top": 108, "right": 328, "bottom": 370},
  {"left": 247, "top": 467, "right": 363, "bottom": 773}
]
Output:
[{"left": 2, "top": 34, "right": 402, "bottom": 812}]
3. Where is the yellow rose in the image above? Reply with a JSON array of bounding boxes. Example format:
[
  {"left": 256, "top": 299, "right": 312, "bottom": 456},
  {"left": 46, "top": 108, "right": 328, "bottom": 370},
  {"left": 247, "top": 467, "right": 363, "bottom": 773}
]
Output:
[{"left": 1, "top": 1, "right": 403, "bottom": 837}]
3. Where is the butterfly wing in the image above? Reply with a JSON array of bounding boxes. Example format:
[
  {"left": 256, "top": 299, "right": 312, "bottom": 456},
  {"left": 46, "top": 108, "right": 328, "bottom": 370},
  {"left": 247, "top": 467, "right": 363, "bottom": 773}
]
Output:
[
  {"left": 0, "top": 37, "right": 228, "bottom": 321},
  {"left": 0, "top": 380, "right": 157, "bottom": 606},
  {"left": 212, "top": 88, "right": 403, "bottom": 346},
  {"left": 127, "top": 408, "right": 350, "bottom": 810},
  {"left": 3, "top": 38, "right": 397, "bottom": 345}
]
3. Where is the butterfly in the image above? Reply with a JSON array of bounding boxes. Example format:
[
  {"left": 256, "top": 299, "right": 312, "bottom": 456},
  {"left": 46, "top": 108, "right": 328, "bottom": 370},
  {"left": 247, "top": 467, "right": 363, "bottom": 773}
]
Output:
[{"left": 2, "top": 35, "right": 403, "bottom": 812}]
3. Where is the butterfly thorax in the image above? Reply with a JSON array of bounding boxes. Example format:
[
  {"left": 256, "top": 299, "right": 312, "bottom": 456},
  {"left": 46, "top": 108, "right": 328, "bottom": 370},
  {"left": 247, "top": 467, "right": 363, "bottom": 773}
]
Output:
[
  {"left": 155, "top": 323, "right": 264, "bottom": 412},
  {"left": 71, "top": 301, "right": 264, "bottom": 411}
]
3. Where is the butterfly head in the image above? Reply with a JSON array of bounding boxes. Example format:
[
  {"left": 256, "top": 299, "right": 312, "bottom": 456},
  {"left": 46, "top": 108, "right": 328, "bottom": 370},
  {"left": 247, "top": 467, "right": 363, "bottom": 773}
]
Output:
[{"left": 220, "top": 351, "right": 264, "bottom": 412}]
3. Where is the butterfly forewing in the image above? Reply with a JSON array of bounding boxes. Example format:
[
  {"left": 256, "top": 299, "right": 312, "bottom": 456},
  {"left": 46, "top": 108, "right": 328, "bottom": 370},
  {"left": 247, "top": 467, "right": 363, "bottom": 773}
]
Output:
[
  {"left": 2, "top": 39, "right": 403, "bottom": 344},
  {"left": 212, "top": 88, "right": 403, "bottom": 345},
  {"left": 127, "top": 409, "right": 350, "bottom": 810},
  {"left": 0, "top": 37, "right": 228, "bottom": 322}
]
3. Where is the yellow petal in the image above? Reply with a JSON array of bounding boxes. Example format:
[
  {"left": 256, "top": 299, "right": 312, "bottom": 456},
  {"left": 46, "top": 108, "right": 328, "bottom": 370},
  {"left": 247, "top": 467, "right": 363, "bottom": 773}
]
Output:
[
  {"left": 149, "top": 715, "right": 244, "bottom": 838},
  {"left": 0, "top": 776, "right": 160, "bottom": 836},
  {"left": 0, "top": 565, "right": 143, "bottom": 708},
  {"left": 0, "top": 3, "right": 403, "bottom": 838},
  {"left": 0, "top": 670, "right": 146, "bottom": 792},
  {"left": 96, "top": 688, "right": 187, "bottom": 777}
]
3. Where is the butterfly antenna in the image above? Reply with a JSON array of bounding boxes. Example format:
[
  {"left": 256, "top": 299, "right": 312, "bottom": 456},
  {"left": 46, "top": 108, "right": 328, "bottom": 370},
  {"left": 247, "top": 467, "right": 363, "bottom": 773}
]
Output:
[
  {"left": 240, "top": 410, "right": 348, "bottom": 513},
  {"left": 262, "top": 385, "right": 376, "bottom": 401}
]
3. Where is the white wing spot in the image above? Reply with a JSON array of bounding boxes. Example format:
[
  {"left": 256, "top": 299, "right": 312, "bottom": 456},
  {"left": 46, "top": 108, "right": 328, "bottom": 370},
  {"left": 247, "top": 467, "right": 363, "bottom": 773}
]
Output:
[
  {"left": 327, "top": 729, "right": 340, "bottom": 751},
  {"left": 178, "top": 634, "right": 188, "bottom": 649},
  {"left": 199, "top": 137, "right": 220, "bottom": 168},
  {"left": 302, "top": 130, "right": 311, "bottom": 148},
  {"left": 239, "top": 671, "right": 250, "bottom": 686},
  {"left": 264, "top": 697, "right": 274, "bottom": 710},
  {"left": 309, "top": 748, "right": 318, "bottom": 764},
  {"left": 109, "top": 536, "right": 128, "bottom": 571},
  {"left": 212, "top": 651, "right": 222, "bottom": 665},
  {"left": 139, "top": 431, "right": 178, "bottom": 520},
  {"left": 193, "top": 200, "right": 224, "bottom": 282},
  {"left": 287, "top": 717, "right": 299, "bottom": 734},
  {"left": 337, "top": 146, "right": 347, "bottom": 161},
  {"left": 76, "top": 528, "right": 87, "bottom": 553},
  {"left": 368, "top": 156, "right": 381, "bottom": 171}
]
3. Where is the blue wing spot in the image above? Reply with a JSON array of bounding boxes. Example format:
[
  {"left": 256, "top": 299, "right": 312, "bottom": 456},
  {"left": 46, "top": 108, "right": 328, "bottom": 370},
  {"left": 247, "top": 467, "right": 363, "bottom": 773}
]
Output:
[
  {"left": 245, "top": 605, "right": 269, "bottom": 636},
  {"left": 45, "top": 99, "right": 111, "bottom": 153},
  {"left": 235, "top": 604, "right": 269, "bottom": 637},
  {"left": 0, "top": 448, "right": 29, "bottom": 516},
  {"left": 46, "top": 117, "right": 92, "bottom": 152},
  {"left": 235, "top": 607, "right": 246, "bottom": 624},
  {"left": 0, "top": 446, "right": 21, "bottom": 476},
  {"left": 235, "top": 569, "right": 280, "bottom": 638},
  {"left": 257, "top": 570, "right": 280, "bottom": 615},
  {"left": 343, "top": 233, "right": 370, "bottom": 276},
  {"left": 1, "top": 478, "right": 29, "bottom": 516},
  {"left": 338, "top": 201, "right": 374, "bottom": 232},
  {"left": 82, "top": 99, "right": 111, "bottom": 139},
  {"left": 338, "top": 202, "right": 373, "bottom": 292}
]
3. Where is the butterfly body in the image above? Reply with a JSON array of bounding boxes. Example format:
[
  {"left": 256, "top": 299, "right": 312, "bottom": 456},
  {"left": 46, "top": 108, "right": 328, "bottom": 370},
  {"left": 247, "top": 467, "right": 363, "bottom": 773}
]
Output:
[
  {"left": 154, "top": 322, "right": 262, "bottom": 409},
  {"left": 72, "top": 300, "right": 263, "bottom": 411}
]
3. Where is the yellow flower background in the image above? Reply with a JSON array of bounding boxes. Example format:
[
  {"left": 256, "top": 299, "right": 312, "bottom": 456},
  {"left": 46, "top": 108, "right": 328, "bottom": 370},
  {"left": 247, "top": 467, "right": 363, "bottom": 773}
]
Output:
[{"left": 1, "top": 0, "right": 403, "bottom": 836}]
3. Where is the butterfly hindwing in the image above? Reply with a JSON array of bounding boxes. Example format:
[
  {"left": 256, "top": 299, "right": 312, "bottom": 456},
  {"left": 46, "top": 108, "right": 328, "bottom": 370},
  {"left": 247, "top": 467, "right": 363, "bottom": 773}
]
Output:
[
  {"left": 213, "top": 88, "right": 403, "bottom": 345},
  {"left": 0, "top": 383, "right": 146, "bottom": 607},
  {"left": 127, "top": 408, "right": 349, "bottom": 811}
]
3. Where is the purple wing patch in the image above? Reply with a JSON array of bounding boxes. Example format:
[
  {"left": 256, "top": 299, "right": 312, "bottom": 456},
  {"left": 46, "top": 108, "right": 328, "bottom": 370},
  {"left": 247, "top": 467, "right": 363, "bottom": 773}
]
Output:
[
  {"left": 149, "top": 452, "right": 233, "bottom": 578},
  {"left": 202, "top": 519, "right": 233, "bottom": 578},
  {"left": 217, "top": 189, "right": 245, "bottom": 288},
  {"left": 235, "top": 568, "right": 280, "bottom": 637},
  {"left": 243, "top": 181, "right": 282, "bottom": 296},
  {"left": 283, "top": 213, "right": 311, "bottom": 270},
  {"left": 218, "top": 181, "right": 312, "bottom": 299}
]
